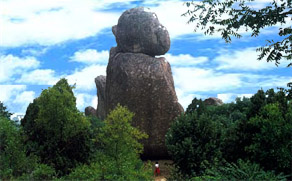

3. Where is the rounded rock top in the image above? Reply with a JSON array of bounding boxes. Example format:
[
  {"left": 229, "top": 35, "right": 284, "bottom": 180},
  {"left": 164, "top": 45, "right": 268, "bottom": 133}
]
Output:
[{"left": 113, "top": 7, "right": 170, "bottom": 56}]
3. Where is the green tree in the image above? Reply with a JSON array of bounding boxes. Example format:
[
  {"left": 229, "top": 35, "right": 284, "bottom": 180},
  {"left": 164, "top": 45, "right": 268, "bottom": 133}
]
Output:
[
  {"left": 184, "top": 0, "right": 292, "bottom": 67},
  {"left": 21, "top": 78, "right": 92, "bottom": 175},
  {"left": 199, "top": 159, "right": 288, "bottom": 180},
  {"left": 97, "top": 104, "right": 150, "bottom": 179},
  {"left": 0, "top": 101, "right": 12, "bottom": 119},
  {"left": 246, "top": 103, "right": 292, "bottom": 174},
  {"left": 186, "top": 97, "right": 206, "bottom": 115},
  {"left": 166, "top": 90, "right": 291, "bottom": 177},
  {"left": 166, "top": 111, "right": 222, "bottom": 177},
  {"left": 0, "top": 116, "right": 37, "bottom": 179},
  {"left": 66, "top": 104, "right": 152, "bottom": 180}
]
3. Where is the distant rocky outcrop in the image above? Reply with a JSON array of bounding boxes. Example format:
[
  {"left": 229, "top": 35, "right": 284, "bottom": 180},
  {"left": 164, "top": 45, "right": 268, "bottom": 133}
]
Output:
[
  {"left": 85, "top": 106, "right": 96, "bottom": 117},
  {"left": 204, "top": 97, "right": 223, "bottom": 106},
  {"left": 95, "top": 75, "right": 106, "bottom": 120},
  {"left": 95, "top": 7, "right": 183, "bottom": 159}
]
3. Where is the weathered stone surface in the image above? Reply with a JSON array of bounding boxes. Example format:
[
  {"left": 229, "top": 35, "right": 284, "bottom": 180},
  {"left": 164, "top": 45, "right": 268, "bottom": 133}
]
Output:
[
  {"left": 85, "top": 106, "right": 96, "bottom": 117},
  {"left": 114, "top": 7, "right": 170, "bottom": 56},
  {"left": 95, "top": 75, "right": 106, "bottom": 120},
  {"left": 105, "top": 51, "right": 184, "bottom": 158},
  {"left": 204, "top": 97, "right": 223, "bottom": 106}
]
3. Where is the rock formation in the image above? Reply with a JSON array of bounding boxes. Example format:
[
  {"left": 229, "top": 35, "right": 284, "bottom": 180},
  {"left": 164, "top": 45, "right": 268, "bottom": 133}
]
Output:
[
  {"left": 113, "top": 7, "right": 170, "bottom": 56},
  {"left": 95, "top": 7, "right": 183, "bottom": 158},
  {"left": 84, "top": 106, "right": 96, "bottom": 117},
  {"left": 204, "top": 97, "right": 223, "bottom": 106},
  {"left": 95, "top": 75, "right": 106, "bottom": 120}
]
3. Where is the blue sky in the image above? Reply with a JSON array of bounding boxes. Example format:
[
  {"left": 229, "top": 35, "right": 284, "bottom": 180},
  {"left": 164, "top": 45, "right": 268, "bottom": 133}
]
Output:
[{"left": 0, "top": 0, "right": 291, "bottom": 118}]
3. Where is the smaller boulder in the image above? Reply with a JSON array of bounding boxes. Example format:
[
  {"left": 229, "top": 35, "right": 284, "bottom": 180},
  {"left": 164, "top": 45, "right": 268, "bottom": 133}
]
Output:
[
  {"left": 114, "top": 7, "right": 170, "bottom": 56},
  {"left": 85, "top": 106, "right": 96, "bottom": 117},
  {"left": 204, "top": 97, "right": 223, "bottom": 106},
  {"left": 95, "top": 75, "right": 106, "bottom": 120}
]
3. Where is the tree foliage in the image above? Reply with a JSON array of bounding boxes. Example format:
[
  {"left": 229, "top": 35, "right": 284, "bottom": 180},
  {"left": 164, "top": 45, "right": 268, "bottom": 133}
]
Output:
[
  {"left": 21, "top": 78, "right": 92, "bottom": 175},
  {"left": 0, "top": 116, "right": 37, "bottom": 179},
  {"left": 200, "top": 159, "right": 288, "bottom": 180},
  {"left": 66, "top": 104, "right": 152, "bottom": 180},
  {"left": 166, "top": 86, "right": 292, "bottom": 178},
  {"left": 0, "top": 101, "right": 12, "bottom": 119},
  {"left": 184, "top": 0, "right": 292, "bottom": 67},
  {"left": 166, "top": 111, "right": 222, "bottom": 176}
]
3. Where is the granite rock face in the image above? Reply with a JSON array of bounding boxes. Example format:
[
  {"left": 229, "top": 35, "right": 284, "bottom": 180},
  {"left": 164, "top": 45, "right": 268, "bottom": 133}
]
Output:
[
  {"left": 95, "top": 75, "right": 106, "bottom": 120},
  {"left": 94, "top": 7, "right": 183, "bottom": 158},
  {"left": 105, "top": 50, "right": 183, "bottom": 158},
  {"left": 204, "top": 97, "right": 223, "bottom": 106},
  {"left": 85, "top": 106, "right": 96, "bottom": 117},
  {"left": 114, "top": 7, "right": 170, "bottom": 56}
]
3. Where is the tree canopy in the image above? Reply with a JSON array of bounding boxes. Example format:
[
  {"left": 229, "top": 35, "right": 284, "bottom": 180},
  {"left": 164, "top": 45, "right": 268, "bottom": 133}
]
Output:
[
  {"left": 184, "top": 0, "right": 292, "bottom": 68},
  {"left": 0, "top": 101, "right": 12, "bottom": 119},
  {"left": 21, "top": 78, "right": 92, "bottom": 175},
  {"left": 166, "top": 87, "right": 292, "bottom": 179}
]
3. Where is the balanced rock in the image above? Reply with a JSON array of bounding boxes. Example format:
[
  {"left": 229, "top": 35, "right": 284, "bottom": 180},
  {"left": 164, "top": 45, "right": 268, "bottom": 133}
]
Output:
[
  {"left": 204, "top": 97, "right": 223, "bottom": 106},
  {"left": 85, "top": 106, "right": 96, "bottom": 117},
  {"left": 95, "top": 75, "right": 106, "bottom": 120},
  {"left": 94, "top": 7, "right": 183, "bottom": 158},
  {"left": 114, "top": 7, "right": 170, "bottom": 56},
  {"left": 105, "top": 50, "right": 184, "bottom": 158}
]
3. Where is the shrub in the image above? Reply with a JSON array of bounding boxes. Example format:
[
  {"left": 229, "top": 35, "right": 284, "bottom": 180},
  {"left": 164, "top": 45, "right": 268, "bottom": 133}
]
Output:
[
  {"left": 166, "top": 112, "right": 222, "bottom": 176},
  {"left": 198, "top": 159, "right": 288, "bottom": 180},
  {"left": 21, "top": 78, "right": 92, "bottom": 175},
  {"left": 0, "top": 116, "right": 37, "bottom": 179},
  {"left": 65, "top": 104, "right": 152, "bottom": 180}
]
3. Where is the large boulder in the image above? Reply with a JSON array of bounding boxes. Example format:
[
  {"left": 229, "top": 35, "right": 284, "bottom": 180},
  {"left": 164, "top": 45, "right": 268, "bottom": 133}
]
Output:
[
  {"left": 93, "top": 7, "right": 183, "bottom": 159},
  {"left": 95, "top": 75, "right": 106, "bottom": 120},
  {"left": 204, "top": 97, "right": 223, "bottom": 106},
  {"left": 113, "top": 7, "right": 170, "bottom": 56},
  {"left": 85, "top": 106, "right": 96, "bottom": 117},
  {"left": 105, "top": 50, "right": 184, "bottom": 158}
]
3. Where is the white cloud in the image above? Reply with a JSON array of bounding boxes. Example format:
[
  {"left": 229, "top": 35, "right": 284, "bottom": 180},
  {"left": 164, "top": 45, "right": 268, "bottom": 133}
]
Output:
[
  {"left": 0, "top": 85, "right": 36, "bottom": 115},
  {"left": 214, "top": 47, "right": 279, "bottom": 71},
  {"left": 91, "top": 96, "right": 97, "bottom": 110},
  {"left": 21, "top": 47, "right": 48, "bottom": 56},
  {"left": 16, "top": 69, "right": 60, "bottom": 85},
  {"left": 13, "top": 91, "right": 35, "bottom": 113},
  {"left": 0, "top": 85, "right": 27, "bottom": 102},
  {"left": 74, "top": 92, "right": 96, "bottom": 112},
  {"left": 175, "top": 87, "right": 206, "bottom": 109},
  {"left": 150, "top": 1, "right": 197, "bottom": 38},
  {"left": 0, "top": 54, "right": 40, "bottom": 83},
  {"left": 66, "top": 64, "right": 106, "bottom": 91},
  {"left": 162, "top": 53, "right": 208, "bottom": 67},
  {"left": 70, "top": 49, "right": 109, "bottom": 64},
  {"left": 149, "top": 0, "right": 284, "bottom": 41},
  {"left": 242, "top": 74, "right": 292, "bottom": 88},
  {"left": 217, "top": 93, "right": 234, "bottom": 103},
  {"left": 1, "top": 0, "right": 286, "bottom": 48},
  {"left": 173, "top": 67, "right": 242, "bottom": 93},
  {"left": 0, "top": 0, "right": 122, "bottom": 47},
  {"left": 217, "top": 93, "right": 253, "bottom": 103}
]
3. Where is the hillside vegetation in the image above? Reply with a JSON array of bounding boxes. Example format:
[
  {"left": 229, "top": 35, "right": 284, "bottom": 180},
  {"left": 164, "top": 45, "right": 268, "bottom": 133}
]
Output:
[{"left": 1, "top": 78, "right": 291, "bottom": 180}]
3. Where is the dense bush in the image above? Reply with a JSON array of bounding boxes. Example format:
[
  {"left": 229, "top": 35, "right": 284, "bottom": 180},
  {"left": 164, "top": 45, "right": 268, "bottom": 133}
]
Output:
[
  {"left": 166, "top": 112, "right": 222, "bottom": 176},
  {"left": 166, "top": 87, "right": 292, "bottom": 178},
  {"left": 245, "top": 103, "right": 292, "bottom": 174},
  {"left": 21, "top": 78, "right": 93, "bottom": 175},
  {"left": 0, "top": 116, "right": 38, "bottom": 179},
  {"left": 0, "top": 101, "right": 12, "bottom": 119},
  {"left": 195, "top": 159, "right": 288, "bottom": 180},
  {"left": 65, "top": 104, "right": 152, "bottom": 180},
  {"left": 18, "top": 164, "right": 56, "bottom": 180},
  {"left": 1, "top": 79, "right": 152, "bottom": 180}
]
